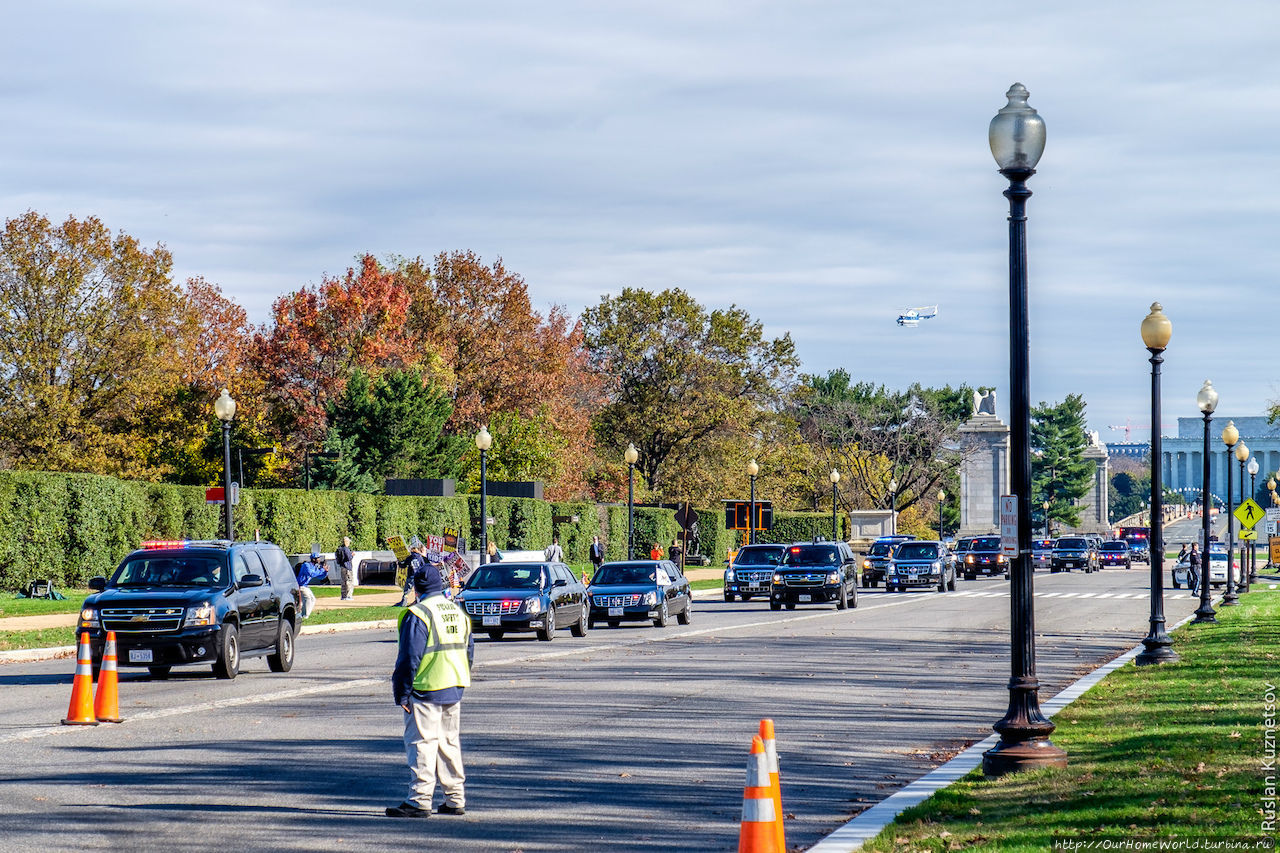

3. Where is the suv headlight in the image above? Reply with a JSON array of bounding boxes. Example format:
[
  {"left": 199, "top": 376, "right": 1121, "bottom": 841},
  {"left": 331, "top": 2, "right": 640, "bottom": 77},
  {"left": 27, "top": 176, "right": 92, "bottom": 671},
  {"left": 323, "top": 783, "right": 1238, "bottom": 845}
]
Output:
[
  {"left": 523, "top": 597, "right": 542, "bottom": 615},
  {"left": 79, "top": 607, "right": 98, "bottom": 629},
  {"left": 826, "top": 571, "right": 840, "bottom": 584},
  {"left": 996, "top": 555, "right": 1006, "bottom": 563},
  {"left": 642, "top": 591, "right": 657, "bottom": 606},
  {"left": 966, "top": 555, "right": 975, "bottom": 564},
  {"left": 862, "top": 558, "right": 871, "bottom": 568},
  {"left": 932, "top": 561, "right": 942, "bottom": 571},
  {"left": 772, "top": 573, "right": 782, "bottom": 584},
  {"left": 184, "top": 603, "right": 216, "bottom": 627},
  {"left": 725, "top": 569, "right": 735, "bottom": 582}
]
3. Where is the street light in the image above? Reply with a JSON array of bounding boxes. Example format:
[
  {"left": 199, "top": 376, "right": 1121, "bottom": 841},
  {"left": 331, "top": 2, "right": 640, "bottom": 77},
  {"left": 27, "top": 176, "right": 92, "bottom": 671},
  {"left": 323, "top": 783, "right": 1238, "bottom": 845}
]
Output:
[
  {"left": 1042, "top": 499, "right": 1051, "bottom": 539},
  {"left": 476, "top": 426, "right": 492, "bottom": 565},
  {"left": 1193, "top": 380, "right": 1219, "bottom": 624},
  {"left": 1220, "top": 425, "right": 1241, "bottom": 606},
  {"left": 1135, "top": 302, "right": 1176, "bottom": 666},
  {"left": 830, "top": 469, "right": 841, "bottom": 543},
  {"left": 212, "top": 389, "right": 236, "bottom": 542},
  {"left": 888, "top": 478, "right": 898, "bottom": 536},
  {"left": 1247, "top": 457, "right": 1260, "bottom": 585},
  {"left": 625, "top": 443, "right": 639, "bottom": 559},
  {"left": 938, "top": 489, "right": 947, "bottom": 540},
  {"left": 1227, "top": 438, "right": 1249, "bottom": 603},
  {"left": 1269, "top": 476, "right": 1277, "bottom": 506},
  {"left": 982, "top": 83, "right": 1065, "bottom": 777},
  {"left": 747, "top": 459, "right": 760, "bottom": 545}
]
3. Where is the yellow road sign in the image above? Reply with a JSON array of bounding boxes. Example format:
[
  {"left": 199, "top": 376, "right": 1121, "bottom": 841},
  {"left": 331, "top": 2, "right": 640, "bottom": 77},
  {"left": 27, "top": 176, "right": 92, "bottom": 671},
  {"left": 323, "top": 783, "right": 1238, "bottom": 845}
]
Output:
[
  {"left": 1234, "top": 498, "right": 1264, "bottom": 529},
  {"left": 1272, "top": 537, "right": 1280, "bottom": 564},
  {"left": 1238, "top": 529, "right": 1257, "bottom": 540}
]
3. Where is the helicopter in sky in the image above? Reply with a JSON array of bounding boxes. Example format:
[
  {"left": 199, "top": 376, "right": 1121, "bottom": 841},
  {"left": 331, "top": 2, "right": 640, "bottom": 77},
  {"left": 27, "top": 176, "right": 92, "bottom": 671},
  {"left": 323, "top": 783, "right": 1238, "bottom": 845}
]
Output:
[{"left": 896, "top": 305, "right": 938, "bottom": 327}]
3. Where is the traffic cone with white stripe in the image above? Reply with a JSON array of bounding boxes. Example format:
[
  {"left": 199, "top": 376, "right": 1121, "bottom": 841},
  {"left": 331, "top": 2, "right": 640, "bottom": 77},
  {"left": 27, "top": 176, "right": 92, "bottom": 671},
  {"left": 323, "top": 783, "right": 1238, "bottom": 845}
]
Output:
[
  {"left": 62, "top": 632, "right": 99, "bottom": 726},
  {"left": 759, "top": 719, "right": 785, "bottom": 851},
  {"left": 738, "top": 735, "right": 780, "bottom": 853},
  {"left": 94, "top": 631, "right": 121, "bottom": 723}
]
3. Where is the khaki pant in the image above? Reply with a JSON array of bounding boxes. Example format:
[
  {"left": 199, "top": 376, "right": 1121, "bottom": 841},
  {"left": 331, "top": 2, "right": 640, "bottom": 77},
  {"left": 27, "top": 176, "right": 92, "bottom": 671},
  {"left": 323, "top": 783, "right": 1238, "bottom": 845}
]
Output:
[
  {"left": 403, "top": 698, "right": 465, "bottom": 810},
  {"left": 340, "top": 566, "right": 356, "bottom": 599}
]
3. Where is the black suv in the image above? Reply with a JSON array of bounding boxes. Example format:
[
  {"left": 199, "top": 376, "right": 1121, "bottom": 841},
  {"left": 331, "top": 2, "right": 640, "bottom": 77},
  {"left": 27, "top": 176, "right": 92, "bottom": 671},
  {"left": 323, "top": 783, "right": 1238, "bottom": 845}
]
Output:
[
  {"left": 961, "top": 535, "right": 1009, "bottom": 580},
  {"left": 770, "top": 542, "right": 858, "bottom": 610},
  {"left": 80, "top": 540, "right": 300, "bottom": 679}
]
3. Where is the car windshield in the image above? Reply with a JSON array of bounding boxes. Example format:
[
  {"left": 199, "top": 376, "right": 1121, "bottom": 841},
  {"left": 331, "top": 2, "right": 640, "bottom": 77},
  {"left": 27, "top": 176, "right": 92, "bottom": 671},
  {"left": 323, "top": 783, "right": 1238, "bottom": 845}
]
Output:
[
  {"left": 113, "top": 555, "right": 225, "bottom": 587},
  {"left": 1101, "top": 542, "right": 1127, "bottom": 552},
  {"left": 868, "top": 543, "right": 894, "bottom": 557},
  {"left": 954, "top": 540, "right": 972, "bottom": 552},
  {"left": 894, "top": 543, "right": 939, "bottom": 560},
  {"left": 466, "top": 564, "right": 545, "bottom": 590},
  {"left": 1055, "top": 538, "right": 1088, "bottom": 549},
  {"left": 783, "top": 546, "right": 840, "bottom": 566},
  {"left": 972, "top": 537, "right": 1000, "bottom": 550},
  {"left": 733, "top": 548, "right": 783, "bottom": 567},
  {"left": 594, "top": 563, "right": 659, "bottom": 585}
]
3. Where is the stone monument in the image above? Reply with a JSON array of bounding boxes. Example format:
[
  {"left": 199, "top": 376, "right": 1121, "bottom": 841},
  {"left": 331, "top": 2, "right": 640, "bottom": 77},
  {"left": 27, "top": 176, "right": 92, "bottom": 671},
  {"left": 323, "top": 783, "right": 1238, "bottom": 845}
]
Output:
[{"left": 958, "top": 390, "right": 1010, "bottom": 536}]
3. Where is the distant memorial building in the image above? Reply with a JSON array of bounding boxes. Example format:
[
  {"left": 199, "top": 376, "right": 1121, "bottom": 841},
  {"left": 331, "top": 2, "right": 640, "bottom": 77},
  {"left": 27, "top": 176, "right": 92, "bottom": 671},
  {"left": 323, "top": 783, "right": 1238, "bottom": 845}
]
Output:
[
  {"left": 958, "top": 390, "right": 1110, "bottom": 536},
  {"left": 1157, "top": 416, "right": 1280, "bottom": 505}
]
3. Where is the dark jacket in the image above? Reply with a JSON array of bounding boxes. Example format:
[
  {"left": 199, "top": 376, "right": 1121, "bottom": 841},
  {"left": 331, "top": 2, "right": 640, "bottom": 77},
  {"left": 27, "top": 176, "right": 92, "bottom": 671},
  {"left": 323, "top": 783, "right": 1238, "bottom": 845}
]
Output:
[{"left": 335, "top": 545, "right": 354, "bottom": 570}]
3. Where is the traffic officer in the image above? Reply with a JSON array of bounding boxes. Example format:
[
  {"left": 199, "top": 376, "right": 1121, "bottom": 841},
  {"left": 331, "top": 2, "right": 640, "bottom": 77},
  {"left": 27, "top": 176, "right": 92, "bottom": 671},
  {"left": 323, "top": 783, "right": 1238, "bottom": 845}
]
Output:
[{"left": 387, "top": 567, "right": 474, "bottom": 818}]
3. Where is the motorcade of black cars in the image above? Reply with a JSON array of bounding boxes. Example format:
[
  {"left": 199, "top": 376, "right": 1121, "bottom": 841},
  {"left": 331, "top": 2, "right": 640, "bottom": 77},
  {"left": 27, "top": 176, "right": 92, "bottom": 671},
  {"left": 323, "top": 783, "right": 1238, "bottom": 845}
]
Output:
[
  {"left": 1051, "top": 537, "right": 1097, "bottom": 573},
  {"left": 860, "top": 535, "right": 915, "bottom": 588},
  {"left": 961, "top": 535, "right": 1008, "bottom": 580},
  {"left": 457, "top": 562, "right": 588, "bottom": 641},
  {"left": 723, "top": 544, "right": 787, "bottom": 602},
  {"left": 1097, "top": 540, "right": 1132, "bottom": 569},
  {"left": 770, "top": 541, "right": 858, "bottom": 610},
  {"left": 885, "top": 540, "right": 956, "bottom": 592},
  {"left": 588, "top": 560, "right": 692, "bottom": 628},
  {"left": 79, "top": 540, "right": 300, "bottom": 680}
]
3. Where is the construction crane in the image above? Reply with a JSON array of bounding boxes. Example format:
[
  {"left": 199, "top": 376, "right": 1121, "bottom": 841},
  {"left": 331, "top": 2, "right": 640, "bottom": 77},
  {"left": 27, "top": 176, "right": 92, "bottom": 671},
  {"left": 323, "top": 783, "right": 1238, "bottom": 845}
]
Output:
[{"left": 1106, "top": 419, "right": 1172, "bottom": 441}]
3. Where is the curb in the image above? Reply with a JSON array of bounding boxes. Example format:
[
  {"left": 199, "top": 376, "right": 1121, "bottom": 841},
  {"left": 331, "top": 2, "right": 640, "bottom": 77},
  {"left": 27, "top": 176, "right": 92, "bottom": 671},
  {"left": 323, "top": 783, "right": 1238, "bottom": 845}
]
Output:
[{"left": 805, "top": 609, "right": 1201, "bottom": 852}]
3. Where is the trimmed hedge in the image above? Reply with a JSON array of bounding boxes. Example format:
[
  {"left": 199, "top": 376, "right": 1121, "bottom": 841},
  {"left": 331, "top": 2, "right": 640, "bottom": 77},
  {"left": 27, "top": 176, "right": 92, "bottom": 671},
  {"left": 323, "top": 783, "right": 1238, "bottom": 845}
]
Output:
[
  {"left": 755, "top": 511, "right": 847, "bottom": 545},
  {"left": 550, "top": 501, "right": 598, "bottom": 563}
]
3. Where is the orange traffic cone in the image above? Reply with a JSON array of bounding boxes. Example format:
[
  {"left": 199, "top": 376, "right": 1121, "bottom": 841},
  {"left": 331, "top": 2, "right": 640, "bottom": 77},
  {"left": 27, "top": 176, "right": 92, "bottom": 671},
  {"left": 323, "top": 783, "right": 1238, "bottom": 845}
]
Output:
[
  {"left": 759, "top": 719, "right": 785, "bottom": 851},
  {"left": 62, "top": 632, "right": 99, "bottom": 726},
  {"left": 738, "top": 735, "right": 780, "bottom": 853},
  {"left": 94, "top": 631, "right": 122, "bottom": 723}
]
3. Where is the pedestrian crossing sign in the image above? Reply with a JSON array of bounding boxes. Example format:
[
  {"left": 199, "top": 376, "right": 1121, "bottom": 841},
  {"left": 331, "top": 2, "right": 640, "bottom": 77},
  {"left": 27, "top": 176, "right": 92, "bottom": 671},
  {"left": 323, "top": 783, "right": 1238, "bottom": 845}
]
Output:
[{"left": 1234, "top": 498, "right": 1264, "bottom": 529}]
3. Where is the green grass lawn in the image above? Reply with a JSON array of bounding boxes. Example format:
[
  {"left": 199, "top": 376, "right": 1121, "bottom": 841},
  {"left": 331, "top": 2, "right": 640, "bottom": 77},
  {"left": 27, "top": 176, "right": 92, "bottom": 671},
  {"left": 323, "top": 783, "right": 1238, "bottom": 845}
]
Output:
[
  {"left": 863, "top": 584, "right": 1280, "bottom": 851},
  {"left": 0, "top": 591, "right": 91, "bottom": 618}
]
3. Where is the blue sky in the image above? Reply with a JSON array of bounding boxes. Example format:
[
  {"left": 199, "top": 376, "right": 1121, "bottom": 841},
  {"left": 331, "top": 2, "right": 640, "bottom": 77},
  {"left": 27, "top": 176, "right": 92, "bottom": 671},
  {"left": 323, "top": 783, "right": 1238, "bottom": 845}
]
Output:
[{"left": 3, "top": 1, "right": 1278, "bottom": 440}]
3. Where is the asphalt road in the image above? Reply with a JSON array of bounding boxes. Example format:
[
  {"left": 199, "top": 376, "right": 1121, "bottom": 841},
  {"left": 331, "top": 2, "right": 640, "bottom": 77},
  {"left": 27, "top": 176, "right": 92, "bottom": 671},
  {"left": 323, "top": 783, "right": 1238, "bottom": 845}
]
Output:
[{"left": 0, "top": 568, "right": 1204, "bottom": 852}]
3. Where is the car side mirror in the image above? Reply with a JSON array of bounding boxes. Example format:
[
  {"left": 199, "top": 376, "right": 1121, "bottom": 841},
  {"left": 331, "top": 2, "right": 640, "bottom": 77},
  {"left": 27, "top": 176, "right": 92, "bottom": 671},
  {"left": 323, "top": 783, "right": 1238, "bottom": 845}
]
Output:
[
  {"left": 553, "top": 578, "right": 567, "bottom": 588},
  {"left": 88, "top": 576, "right": 107, "bottom": 592},
  {"left": 239, "top": 574, "right": 265, "bottom": 588}
]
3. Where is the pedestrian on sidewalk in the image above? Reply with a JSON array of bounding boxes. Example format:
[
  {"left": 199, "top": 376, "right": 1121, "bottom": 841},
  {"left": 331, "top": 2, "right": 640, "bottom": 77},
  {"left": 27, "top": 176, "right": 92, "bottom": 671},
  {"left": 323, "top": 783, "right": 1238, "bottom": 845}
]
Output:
[
  {"left": 668, "top": 538, "right": 683, "bottom": 569},
  {"left": 649, "top": 542, "right": 663, "bottom": 561},
  {"left": 544, "top": 536, "right": 564, "bottom": 563},
  {"left": 387, "top": 567, "right": 473, "bottom": 818},
  {"left": 1188, "top": 543, "right": 1201, "bottom": 594},
  {"left": 588, "top": 536, "right": 605, "bottom": 574},
  {"left": 295, "top": 551, "right": 327, "bottom": 618},
  {"left": 487, "top": 541, "right": 502, "bottom": 563},
  {"left": 336, "top": 536, "right": 356, "bottom": 600}
]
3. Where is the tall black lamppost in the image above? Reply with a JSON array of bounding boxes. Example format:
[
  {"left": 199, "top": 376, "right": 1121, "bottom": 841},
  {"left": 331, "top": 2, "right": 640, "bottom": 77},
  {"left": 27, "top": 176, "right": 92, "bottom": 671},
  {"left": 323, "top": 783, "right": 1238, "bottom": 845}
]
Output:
[
  {"left": 1247, "top": 458, "right": 1260, "bottom": 584},
  {"left": 1042, "top": 499, "right": 1051, "bottom": 539},
  {"left": 830, "top": 469, "right": 841, "bottom": 542},
  {"left": 938, "top": 489, "right": 947, "bottom": 540},
  {"left": 1136, "top": 303, "right": 1176, "bottom": 665},
  {"left": 1193, "top": 380, "right": 1219, "bottom": 624},
  {"left": 982, "top": 83, "right": 1066, "bottom": 776},
  {"left": 747, "top": 459, "right": 760, "bottom": 545},
  {"left": 476, "top": 426, "right": 492, "bottom": 565},
  {"left": 625, "top": 443, "right": 639, "bottom": 559},
  {"left": 1221, "top": 423, "right": 1240, "bottom": 606},
  {"left": 888, "top": 478, "right": 898, "bottom": 536},
  {"left": 213, "top": 389, "right": 237, "bottom": 541},
  {"left": 1230, "top": 439, "right": 1249, "bottom": 600}
]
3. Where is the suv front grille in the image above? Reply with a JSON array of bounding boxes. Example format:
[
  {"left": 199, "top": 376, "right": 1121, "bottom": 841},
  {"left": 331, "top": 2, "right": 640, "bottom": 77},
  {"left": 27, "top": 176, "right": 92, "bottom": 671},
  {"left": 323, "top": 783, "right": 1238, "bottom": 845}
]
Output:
[
  {"left": 592, "top": 594, "right": 643, "bottom": 607},
  {"left": 101, "top": 607, "right": 185, "bottom": 633},
  {"left": 464, "top": 600, "right": 522, "bottom": 616},
  {"left": 781, "top": 573, "right": 827, "bottom": 587}
]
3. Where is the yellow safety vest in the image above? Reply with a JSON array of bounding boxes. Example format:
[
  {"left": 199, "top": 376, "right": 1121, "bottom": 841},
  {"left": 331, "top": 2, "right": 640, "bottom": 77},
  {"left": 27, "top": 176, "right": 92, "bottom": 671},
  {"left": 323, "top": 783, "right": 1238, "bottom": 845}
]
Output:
[{"left": 400, "top": 596, "right": 472, "bottom": 694}]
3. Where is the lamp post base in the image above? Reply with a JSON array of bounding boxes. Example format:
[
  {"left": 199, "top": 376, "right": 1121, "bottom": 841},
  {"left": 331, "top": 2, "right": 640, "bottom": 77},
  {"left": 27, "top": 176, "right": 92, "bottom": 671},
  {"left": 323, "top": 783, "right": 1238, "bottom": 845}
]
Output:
[
  {"left": 1220, "top": 591, "right": 1239, "bottom": 606},
  {"left": 1190, "top": 605, "right": 1218, "bottom": 624},
  {"left": 1134, "top": 634, "right": 1178, "bottom": 666},
  {"left": 982, "top": 683, "right": 1067, "bottom": 777}
]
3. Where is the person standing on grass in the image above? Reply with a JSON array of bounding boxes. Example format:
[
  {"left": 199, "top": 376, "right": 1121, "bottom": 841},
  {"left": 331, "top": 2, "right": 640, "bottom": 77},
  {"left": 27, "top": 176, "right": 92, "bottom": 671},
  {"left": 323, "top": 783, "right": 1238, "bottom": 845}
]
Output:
[
  {"left": 336, "top": 537, "right": 356, "bottom": 600},
  {"left": 544, "top": 536, "right": 564, "bottom": 563}
]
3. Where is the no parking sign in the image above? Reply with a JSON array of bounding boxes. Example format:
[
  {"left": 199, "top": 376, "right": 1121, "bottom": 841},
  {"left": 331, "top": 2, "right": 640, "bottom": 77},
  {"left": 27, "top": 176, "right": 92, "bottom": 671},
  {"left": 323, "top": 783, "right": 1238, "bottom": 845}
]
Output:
[{"left": 1000, "top": 495, "right": 1018, "bottom": 556}]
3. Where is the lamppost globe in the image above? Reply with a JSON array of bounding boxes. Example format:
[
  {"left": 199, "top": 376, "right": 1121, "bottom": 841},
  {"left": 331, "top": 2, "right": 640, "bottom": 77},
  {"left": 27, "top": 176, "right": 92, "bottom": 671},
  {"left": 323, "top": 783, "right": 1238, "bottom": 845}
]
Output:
[
  {"left": 939, "top": 489, "right": 946, "bottom": 502},
  {"left": 747, "top": 459, "right": 759, "bottom": 478},
  {"left": 1197, "top": 380, "right": 1218, "bottom": 414},
  {"left": 1222, "top": 420, "right": 1239, "bottom": 449},
  {"left": 989, "top": 83, "right": 1046, "bottom": 172},
  {"left": 1248, "top": 458, "right": 1259, "bottom": 477},
  {"left": 475, "top": 425, "right": 493, "bottom": 451},
  {"left": 888, "top": 478, "right": 897, "bottom": 493},
  {"left": 625, "top": 443, "right": 639, "bottom": 466},
  {"left": 1235, "top": 440, "right": 1249, "bottom": 463},
  {"left": 1140, "top": 303, "right": 1172, "bottom": 352},
  {"left": 830, "top": 469, "right": 840, "bottom": 485},
  {"left": 213, "top": 388, "right": 237, "bottom": 422}
]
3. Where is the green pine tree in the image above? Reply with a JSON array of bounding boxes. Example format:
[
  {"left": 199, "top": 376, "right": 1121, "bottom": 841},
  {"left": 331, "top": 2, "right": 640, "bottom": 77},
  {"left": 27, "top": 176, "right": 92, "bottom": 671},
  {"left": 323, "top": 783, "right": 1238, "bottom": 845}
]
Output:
[{"left": 1031, "top": 394, "right": 1095, "bottom": 529}]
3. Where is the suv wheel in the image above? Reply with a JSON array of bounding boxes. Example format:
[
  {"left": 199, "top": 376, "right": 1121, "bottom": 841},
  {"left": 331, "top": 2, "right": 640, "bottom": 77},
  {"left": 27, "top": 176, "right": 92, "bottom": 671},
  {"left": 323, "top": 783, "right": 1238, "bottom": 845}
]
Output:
[
  {"left": 836, "top": 585, "right": 848, "bottom": 610},
  {"left": 723, "top": 592, "right": 735, "bottom": 602},
  {"left": 537, "top": 608, "right": 556, "bottom": 641},
  {"left": 769, "top": 600, "right": 781, "bottom": 611},
  {"left": 213, "top": 624, "right": 240, "bottom": 680},
  {"left": 267, "top": 619, "right": 295, "bottom": 673},
  {"left": 948, "top": 573, "right": 957, "bottom": 592}
]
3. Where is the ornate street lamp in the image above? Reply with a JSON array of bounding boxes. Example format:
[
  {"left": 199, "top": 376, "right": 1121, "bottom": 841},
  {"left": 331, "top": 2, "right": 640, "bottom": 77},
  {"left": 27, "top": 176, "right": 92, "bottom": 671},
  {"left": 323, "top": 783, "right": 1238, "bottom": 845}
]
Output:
[
  {"left": 1220, "top": 424, "right": 1241, "bottom": 606},
  {"left": 625, "top": 443, "right": 639, "bottom": 559},
  {"left": 1193, "top": 380, "right": 1219, "bottom": 624},
  {"left": 938, "top": 488, "right": 947, "bottom": 540},
  {"left": 747, "top": 459, "right": 760, "bottom": 545},
  {"left": 830, "top": 469, "right": 841, "bottom": 542},
  {"left": 1136, "top": 303, "right": 1176, "bottom": 665},
  {"left": 476, "top": 426, "right": 492, "bottom": 565},
  {"left": 1247, "top": 457, "right": 1260, "bottom": 585},
  {"left": 213, "top": 389, "right": 237, "bottom": 541},
  {"left": 1042, "top": 499, "right": 1051, "bottom": 539},
  {"left": 982, "top": 83, "right": 1066, "bottom": 776},
  {"left": 1226, "top": 438, "right": 1249, "bottom": 602},
  {"left": 888, "top": 478, "right": 898, "bottom": 537}
]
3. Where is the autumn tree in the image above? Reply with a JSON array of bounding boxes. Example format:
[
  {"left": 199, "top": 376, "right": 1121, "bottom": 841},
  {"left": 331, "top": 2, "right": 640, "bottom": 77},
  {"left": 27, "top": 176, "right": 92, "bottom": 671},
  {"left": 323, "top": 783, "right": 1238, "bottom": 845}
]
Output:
[
  {"left": 0, "top": 211, "right": 182, "bottom": 476},
  {"left": 581, "top": 287, "right": 798, "bottom": 499}
]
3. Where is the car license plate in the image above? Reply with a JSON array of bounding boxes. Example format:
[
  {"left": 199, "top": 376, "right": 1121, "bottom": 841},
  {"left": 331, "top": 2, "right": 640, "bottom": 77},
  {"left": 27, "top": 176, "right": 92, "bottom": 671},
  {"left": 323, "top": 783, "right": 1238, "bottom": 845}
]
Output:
[
  {"left": 798, "top": 594, "right": 811, "bottom": 602},
  {"left": 482, "top": 615, "right": 501, "bottom": 627},
  {"left": 608, "top": 606, "right": 623, "bottom": 616},
  {"left": 128, "top": 649, "right": 153, "bottom": 663}
]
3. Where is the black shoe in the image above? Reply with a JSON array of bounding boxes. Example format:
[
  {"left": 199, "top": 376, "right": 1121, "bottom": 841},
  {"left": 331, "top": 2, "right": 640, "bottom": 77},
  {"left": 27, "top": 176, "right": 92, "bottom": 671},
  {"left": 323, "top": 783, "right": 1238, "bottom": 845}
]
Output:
[
  {"left": 436, "top": 804, "right": 466, "bottom": 815},
  {"left": 385, "top": 802, "right": 430, "bottom": 818}
]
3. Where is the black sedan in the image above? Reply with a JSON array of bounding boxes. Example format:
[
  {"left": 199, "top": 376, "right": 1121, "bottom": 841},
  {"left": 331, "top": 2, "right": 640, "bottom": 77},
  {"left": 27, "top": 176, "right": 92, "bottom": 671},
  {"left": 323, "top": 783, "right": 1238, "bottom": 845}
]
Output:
[
  {"left": 588, "top": 560, "right": 692, "bottom": 628},
  {"left": 457, "top": 562, "right": 588, "bottom": 641}
]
